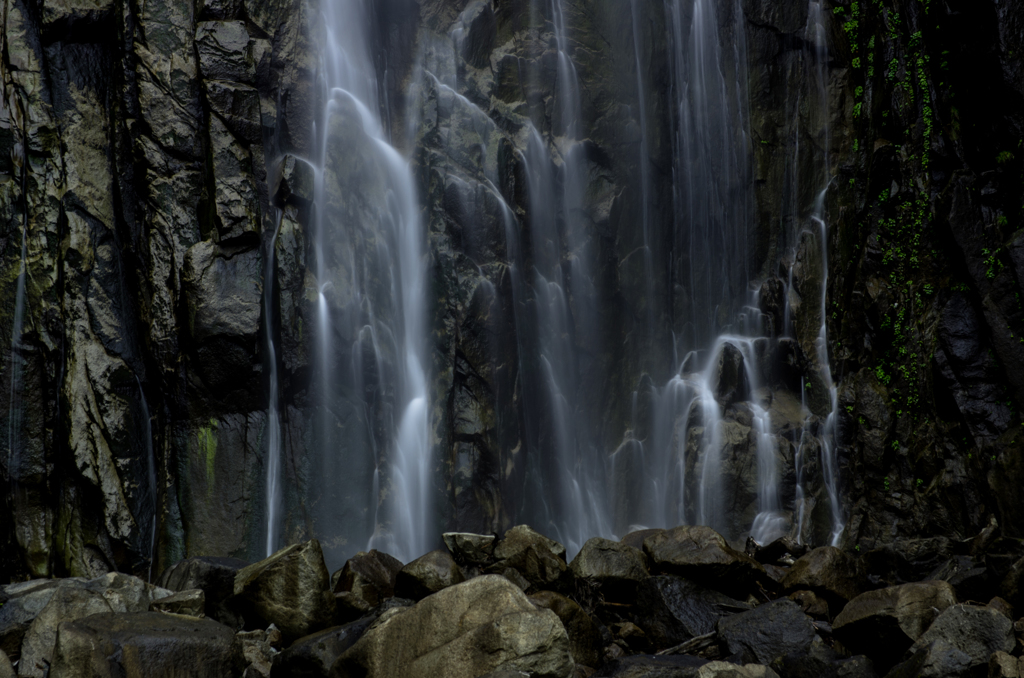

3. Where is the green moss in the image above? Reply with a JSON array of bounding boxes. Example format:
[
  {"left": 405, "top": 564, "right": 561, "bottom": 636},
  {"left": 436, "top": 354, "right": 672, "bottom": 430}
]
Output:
[{"left": 197, "top": 419, "right": 219, "bottom": 493}]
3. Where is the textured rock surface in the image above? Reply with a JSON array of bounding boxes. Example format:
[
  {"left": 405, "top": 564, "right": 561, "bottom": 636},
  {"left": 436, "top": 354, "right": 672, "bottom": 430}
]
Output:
[
  {"left": 330, "top": 575, "right": 574, "bottom": 678},
  {"left": 717, "top": 599, "right": 817, "bottom": 666},
  {"left": 643, "top": 526, "right": 767, "bottom": 596}
]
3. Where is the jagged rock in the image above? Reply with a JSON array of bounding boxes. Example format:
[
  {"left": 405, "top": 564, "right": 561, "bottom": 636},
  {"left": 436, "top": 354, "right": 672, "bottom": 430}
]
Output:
[
  {"left": 273, "top": 154, "right": 315, "bottom": 208},
  {"left": 926, "top": 555, "right": 993, "bottom": 604},
  {"left": 237, "top": 626, "right": 281, "bottom": 678},
  {"left": 0, "top": 650, "right": 13, "bottom": 678},
  {"left": 788, "top": 590, "right": 830, "bottom": 619},
  {"left": 19, "top": 587, "right": 115, "bottom": 678},
  {"left": 486, "top": 525, "right": 567, "bottom": 590},
  {"left": 782, "top": 546, "right": 862, "bottom": 612},
  {"left": 748, "top": 536, "right": 807, "bottom": 566},
  {"left": 394, "top": 549, "right": 465, "bottom": 600},
  {"left": 332, "top": 550, "right": 404, "bottom": 607},
  {"left": 208, "top": 115, "right": 261, "bottom": 240},
  {"left": 271, "top": 617, "right": 375, "bottom": 678},
  {"left": 621, "top": 529, "right": 665, "bottom": 551},
  {"left": 861, "top": 538, "right": 954, "bottom": 587},
  {"left": 443, "top": 532, "right": 497, "bottom": 566},
  {"left": 569, "top": 538, "right": 648, "bottom": 600},
  {"left": 593, "top": 655, "right": 709, "bottom": 677},
  {"left": 634, "top": 575, "right": 750, "bottom": 648},
  {"left": 902, "top": 604, "right": 1015, "bottom": 677},
  {"left": 717, "top": 599, "right": 817, "bottom": 666},
  {"left": 157, "top": 556, "right": 248, "bottom": 626},
  {"left": 529, "top": 590, "right": 601, "bottom": 668},
  {"left": 183, "top": 242, "right": 262, "bottom": 342},
  {"left": 201, "top": 0, "right": 242, "bottom": 20},
  {"left": 713, "top": 343, "right": 751, "bottom": 407},
  {"left": 334, "top": 592, "right": 373, "bottom": 624},
  {"left": 196, "top": 21, "right": 256, "bottom": 83},
  {"left": 987, "top": 596, "right": 1014, "bottom": 620},
  {"left": 329, "top": 575, "right": 573, "bottom": 678},
  {"left": 988, "top": 651, "right": 1024, "bottom": 678},
  {"left": 643, "top": 526, "right": 767, "bottom": 597},
  {"left": 0, "top": 580, "right": 67, "bottom": 660},
  {"left": 48, "top": 612, "right": 243, "bottom": 678},
  {"left": 150, "top": 589, "right": 206, "bottom": 617},
  {"left": 233, "top": 540, "right": 336, "bottom": 641},
  {"left": 206, "top": 81, "right": 262, "bottom": 144},
  {"left": 696, "top": 662, "right": 780, "bottom": 678},
  {"left": 757, "top": 277, "right": 787, "bottom": 337},
  {"left": 832, "top": 581, "right": 957, "bottom": 669}
]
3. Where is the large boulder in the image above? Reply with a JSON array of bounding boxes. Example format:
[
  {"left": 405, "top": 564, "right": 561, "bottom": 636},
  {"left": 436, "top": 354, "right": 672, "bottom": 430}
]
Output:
[
  {"left": 697, "top": 663, "right": 779, "bottom": 678},
  {"left": 332, "top": 550, "right": 404, "bottom": 606},
  {"left": 0, "top": 650, "right": 13, "bottom": 678},
  {"left": 157, "top": 556, "right": 247, "bottom": 626},
  {"left": 832, "top": 580, "right": 957, "bottom": 669},
  {"left": 271, "top": 617, "right": 376, "bottom": 678},
  {"left": 897, "top": 604, "right": 1015, "bottom": 677},
  {"left": 394, "top": 550, "right": 465, "bottom": 600},
  {"left": 570, "top": 538, "right": 648, "bottom": 600},
  {"left": 717, "top": 599, "right": 817, "bottom": 666},
  {"left": 486, "top": 526, "right": 568, "bottom": 591},
  {"left": 149, "top": 589, "right": 205, "bottom": 617},
  {"left": 443, "top": 532, "right": 497, "bottom": 566},
  {"left": 48, "top": 612, "right": 243, "bottom": 678},
  {"left": 329, "top": 575, "right": 574, "bottom": 678},
  {"left": 634, "top": 575, "right": 750, "bottom": 649},
  {"left": 643, "top": 526, "right": 767, "bottom": 597},
  {"left": 528, "top": 591, "right": 601, "bottom": 668},
  {"left": 593, "top": 654, "right": 708, "bottom": 677},
  {"left": 781, "top": 546, "right": 862, "bottom": 613},
  {"left": 233, "top": 540, "right": 336, "bottom": 641},
  {"left": 0, "top": 580, "right": 68, "bottom": 660}
]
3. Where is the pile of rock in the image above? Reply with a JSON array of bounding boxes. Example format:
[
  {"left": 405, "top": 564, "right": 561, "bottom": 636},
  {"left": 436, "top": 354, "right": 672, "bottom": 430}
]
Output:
[{"left": 4, "top": 524, "right": 1024, "bottom": 677}]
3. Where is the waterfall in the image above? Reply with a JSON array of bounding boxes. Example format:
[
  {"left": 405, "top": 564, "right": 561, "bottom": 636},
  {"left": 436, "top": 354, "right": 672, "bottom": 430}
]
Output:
[
  {"left": 263, "top": 211, "right": 284, "bottom": 557},
  {"left": 313, "top": 0, "right": 430, "bottom": 564}
]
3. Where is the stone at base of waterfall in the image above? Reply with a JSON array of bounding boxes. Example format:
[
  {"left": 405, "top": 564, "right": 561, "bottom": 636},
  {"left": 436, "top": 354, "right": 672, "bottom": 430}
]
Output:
[
  {"left": 157, "top": 556, "right": 248, "bottom": 626},
  {"left": 48, "top": 612, "right": 243, "bottom": 678},
  {"left": 529, "top": 591, "right": 602, "bottom": 668},
  {"left": 394, "top": 549, "right": 465, "bottom": 600},
  {"left": 717, "top": 599, "right": 817, "bottom": 666},
  {"left": 620, "top": 529, "right": 665, "bottom": 551},
  {"left": 149, "top": 589, "right": 205, "bottom": 617},
  {"left": 271, "top": 616, "right": 377, "bottom": 678},
  {"left": 443, "top": 532, "right": 497, "bottom": 566},
  {"left": 233, "top": 540, "right": 336, "bottom": 641},
  {"left": 832, "top": 580, "right": 957, "bottom": 669},
  {"left": 328, "top": 575, "right": 574, "bottom": 678},
  {"left": 887, "top": 604, "right": 1015, "bottom": 677},
  {"left": 989, "top": 651, "right": 1024, "bottom": 678},
  {"left": 781, "top": 546, "right": 862, "bottom": 613},
  {"left": 642, "top": 526, "right": 768, "bottom": 597},
  {"left": 570, "top": 538, "right": 649, "bottom": 601},
  {"left": 0, "top": 650, "right": 13, "bottom": 678},
  {"left": 593, "top": 654, "right": 708, "bottom": 677},
  {"left": 237, "top": 626, "right": 282, "bottom": 678},
  {"left": 0, "top": 580, "right": 68, "bottom": 660},
  {"left": 697, "top": 662, "right": 780, "bottom": 678},
  {"left": 331, "top": 549, "right": 404, "bottom": 607},
  {"left": 486, "top": 525, "right": 568, "bottom": 590},
  {"left": 18, "top": 574, "right": 174, "bottom": 678},
  {"left": 634, "top": 575, "right": 750, "bottom": 649}
]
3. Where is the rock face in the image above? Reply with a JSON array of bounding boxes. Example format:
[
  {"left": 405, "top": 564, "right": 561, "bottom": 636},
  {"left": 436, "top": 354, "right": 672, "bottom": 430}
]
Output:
[
  {"left": 833, "top": 581, "right": 958, "bottom": 669},
  {"left": 330, "top": 575, "right": 574, "bottom": 678},
  {"left": 49, "top": 612, "right": 243, "bottom": 678},
  {"left": 233, "top": 540, "right": 336, "bottom": 641}
]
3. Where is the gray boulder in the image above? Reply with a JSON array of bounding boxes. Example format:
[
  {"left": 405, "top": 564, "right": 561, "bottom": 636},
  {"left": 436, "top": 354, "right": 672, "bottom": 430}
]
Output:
[
  {"left": 570, "top": 538, "right": 648, "bottom": 600},
  {"left": 988, "top": 651, "right": 1024, "bottom": 678},
  {"left": 157, "top": 556, "right": 247, "bottom": 626},
  {"left": 48, "top": 612, "right": 242, "bottom": 678},
  {"left": 233, "top": 540, "right": 336, "bottom": 641},
  {"left": 643, "top": 526, "right": 767, "bottom": 597},
  {"left": 696, "top": 663, "right": 779, "bottom": 678},
  {"left": 717, "top": 599, "right": 817, "bottom": 666},
  {"left": 901, "top": 604, "right": 1015, "bottom": 677},
  {"left": 0, "top": 580, "right": 69, "bottom": 660},
  {"left": 635, "top": 575, "right": 750, "bottom": 649},
  {"left": 0, "top": 650, "right": 13, "bottom": 678},
  {"left": 329, "top": 575, "right": 573, "bottom": 678},
  {"left": 149, "top": 589, "right": 205, "bottom": 617},
  {"left": 832, "top": 580, "right": 957, "bottom": 669},
  {"left": 593, "top": 655, "right": 708, "bottom": 677},
  {"left": 332, "top": 550, "right": 404, "bottom": 606},
  {"left": 528, "top": 590, "right": 601, "bottom": 668},
  {"left": 394, "top": 549, "right": 465, "bottom": 600},
  {"left": 271, "top": 617, "right": 375, "bottom": 678},
  {"left": 443, "top": 532, "right": 497, "bottom": 566},
  {"left": 487, "top": 525, "right": 567, "bottom": 590},
  {"left": 781, "top": 546, "right": 861, "bottom": 613}
]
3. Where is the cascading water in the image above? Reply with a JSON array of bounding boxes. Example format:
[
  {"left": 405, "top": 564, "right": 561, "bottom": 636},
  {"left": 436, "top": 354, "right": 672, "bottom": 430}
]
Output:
[
  {"left": 311, "top": 0, "right": 430, "bottom": 564},
  {"left": 263, "top": 210, "right": 284, "bottom": 557}
]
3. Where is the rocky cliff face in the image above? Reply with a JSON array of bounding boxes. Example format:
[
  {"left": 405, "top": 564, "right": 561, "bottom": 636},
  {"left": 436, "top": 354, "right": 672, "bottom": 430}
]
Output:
[{"left": 1, "top": 0, "right": 1022, "bottom": 581}]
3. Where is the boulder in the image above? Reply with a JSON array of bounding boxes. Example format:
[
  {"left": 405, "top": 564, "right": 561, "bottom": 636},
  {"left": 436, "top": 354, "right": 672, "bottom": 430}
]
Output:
[
  {"left": 591, "top": 654, "right": 709, "bottom": 677},
  {"left": 329, "top": 575, "right": 574, "bottom": 678},
  {"left": 782, "top": 547, "right": 861, "bottom": 613},
  {"left": 832, "top": 580, "right": 957, "bottom": 669},
  {"left": 487, "top": 526, "right": 568, "bottom": 590},
  {"left": 149, "top": 589, "right": 205, "bottom": 617},
  {"left": 48, "top": 612, "right": 243, "bottom": 678},
  {"left": 233, "top": 540, "right": 336, "bottom": 641},
  {"left": 988, "top": 651, "right": 1024, "bottom": 678},
  {"left": 271, "top": 617, "right": 376, "bottom": 678},
  {"left": 717, "top": 599, "right": 816, "bottom": 666},
  {"left": 394, "top": 549, "right": 465, "bottom": 600},
  {"left": 332, "top": 550, "right": 404, "bottom": 606},
  {"left": 0, "top": 580, "right": 68, "bottom": 660},
  {"left": 334, "top": 592, "right": 374, "bottom": 624},
  {"left": 696, "top": 663, "right": 779, "bottom": 678},
  {"left": 904, "top": 604, "right": 1015, "bottom": 676},
  {"left": 237, "top": 626, "right": 281, "bottom": 678},
  {"left": 19, "top": 587, "right": 115, "bottom": 677},
  {"left": 83, "top": 572, "right": 174, "bottom": 613},
  {"left": 926, "top": 555, "right": 993, "bottom": 603},
  {"left": 569, "top": 538, "right": 648, "bottom": 600},
  {"left": 0, "top": 650, "right": 13, "bottom": 678},
  {"left": 443, "top": 532, "right": 497, "bottom": 566},
  {"left": 634, "top": 575, "right": 750, "bottom": 648},
  {"left": 788, "top": 590, "right": 830, "bottom": 619},
  {"left": 621, "top": 529, "right": 665, "bottom": 551},
  {"left": 643, "top": 526, "right": 767, "bottom": 597},
  {"left": 273, "top": 154, "right": 315, "bottom": 208},
  {"left": 529, "top": 591, "right": 601, "bottom": 668},
  {"left": 748, "top": 536, "right": 807, "bottom": 566},
  {"left": 157, "top": 556, "right": 247, "bottom": 626}
]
